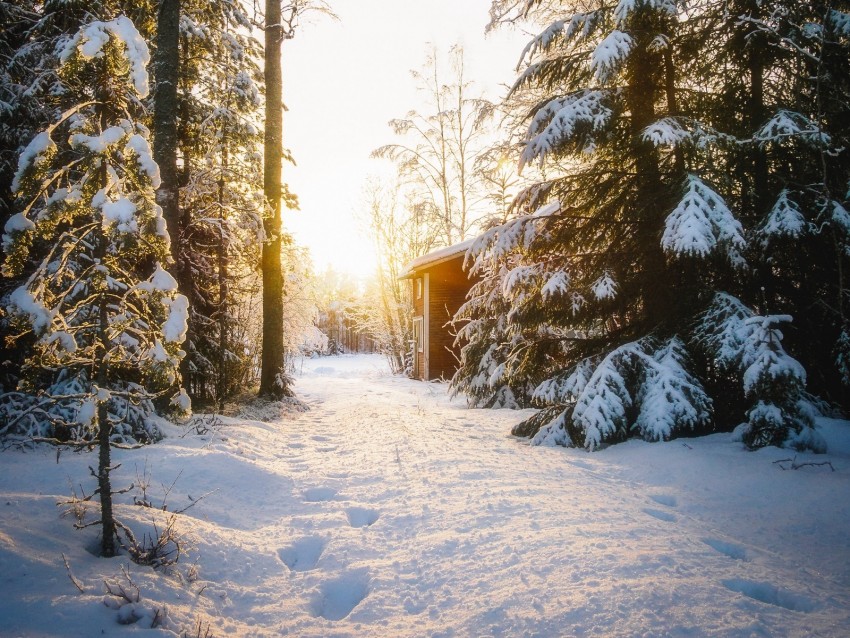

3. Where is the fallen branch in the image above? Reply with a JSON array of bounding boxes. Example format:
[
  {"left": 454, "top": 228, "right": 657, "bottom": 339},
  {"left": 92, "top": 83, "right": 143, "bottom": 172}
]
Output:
[{"left": 773, "top": 456, "right": 836, "bottom": 472}]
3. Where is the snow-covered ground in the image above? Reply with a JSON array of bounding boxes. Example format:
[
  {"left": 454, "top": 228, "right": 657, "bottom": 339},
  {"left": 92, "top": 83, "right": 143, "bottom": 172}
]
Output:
[{"left": 1, "top": 354, "right": 849, "bottom": 637}]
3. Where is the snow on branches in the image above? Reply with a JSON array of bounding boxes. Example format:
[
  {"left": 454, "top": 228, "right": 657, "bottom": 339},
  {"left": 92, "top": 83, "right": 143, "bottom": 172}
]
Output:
[
  {"left": 522, "top": 339, "right": 713, "bottom": 451},
  {"left": 614, "top": 0, "right": 677, "bottom": 26},
  {"left": 572, "top": 346, "right": 633, "bottom": 450},
  {"left": 591, "top": 271, "right": 617, "bottom": 301},
  {"left": 590, "top": 30, "right": 632, "bottom": 81},
  {"left": 754, "top": 111, "right": 830, "bottom": 146},
  {"left": 695, "top": 294, "right": 824, "bottom": 452},
  {"left": 519, "top": 92, "right": 612, "bottom": 170},
  {"left": 661, "top": 175, "right": 745, "bottom": 263},
  {"left": 633, "top": 338, "right": 712, "bottom": 442},
  {"left": 756, "top": 190, "right": 807, "bottom": 246},
  {"left": 516, "top": 12, "right": 602, "bottom": 70},
  {"left": 1, "top": 14, "right": 188, "bottom": 442},
  {"left": 10, "top": 131, "right": 55, "bottom": 194},
  {"left": 58, "top": 15, "right": 151, "bottom": 98}
]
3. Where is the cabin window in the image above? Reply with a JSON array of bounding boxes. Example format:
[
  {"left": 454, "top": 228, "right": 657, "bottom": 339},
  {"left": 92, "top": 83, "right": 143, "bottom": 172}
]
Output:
[
  {"left": 413, "top": 317, "right": 424, "bottom": 353},
  {"left": 416, "top": 277, "right": 423, "bottom": 299}
]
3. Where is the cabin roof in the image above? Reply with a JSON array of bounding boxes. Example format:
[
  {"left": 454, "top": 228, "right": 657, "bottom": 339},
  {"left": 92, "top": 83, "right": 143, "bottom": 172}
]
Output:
[{"left": 399, "top": 238, "right": 476, "bottom": 279}]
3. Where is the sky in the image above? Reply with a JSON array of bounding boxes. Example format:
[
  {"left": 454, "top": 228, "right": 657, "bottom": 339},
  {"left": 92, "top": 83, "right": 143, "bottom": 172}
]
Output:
[{"left": 282, "top": 0, "right": 529, "bottom": 280}]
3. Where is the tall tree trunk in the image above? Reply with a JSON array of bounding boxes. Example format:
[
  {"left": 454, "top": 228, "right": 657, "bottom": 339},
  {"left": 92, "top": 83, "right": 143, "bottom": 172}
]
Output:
[
  {"left": 624, "top": 11, "right": 669, "bottom": 328},
  {"left": 95, "top": 110, "right": 115, "bottom": 557},
  {"left": 96, "top": 343, "right": 116, "bottom": 558},
  {"left": 95, "top": 248, "right": 116, "bottom": 557},
  {"left": 260, "top": 0, "right": 288, "bottom": 398},
  {"left": 217, "top": 135, "right": 229, "bottom": 411},
  {"left": 153, "top": 0, "right": 193, "bottom": 391},
  {"left": 153, "top": 0, "right": 180, "bottom": 250}
]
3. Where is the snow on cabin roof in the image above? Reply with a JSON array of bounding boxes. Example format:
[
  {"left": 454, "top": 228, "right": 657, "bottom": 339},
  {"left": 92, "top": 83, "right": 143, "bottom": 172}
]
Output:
[{"left": 399, "top": 237, "right": 476, "bottom": 279}]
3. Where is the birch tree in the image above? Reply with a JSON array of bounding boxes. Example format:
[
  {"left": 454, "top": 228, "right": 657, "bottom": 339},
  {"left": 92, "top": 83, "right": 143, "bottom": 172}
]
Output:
[{"left": 373, "top": 46, "right": 494, "bottom": 247}]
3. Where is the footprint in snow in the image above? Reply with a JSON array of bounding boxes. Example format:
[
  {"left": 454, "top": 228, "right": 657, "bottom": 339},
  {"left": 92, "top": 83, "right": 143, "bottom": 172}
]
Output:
[
  {"left": 309, "top": 569, "right": 370, "bottom": 621},
  {"left": 278, "top": 536, "right": 325, "bottom": 572},
  {"left": 722, "top": 578, "right": 817, "bottom": 612},
  {"left": 702, "top": 537, "right": 747, "bottom": 561},
  {"left": 304, "top": 487, "right": 337, "bottom": 502},
  {"left": 649, "top": 494, "right": 677, "bottom": 508},
  {"left": 345, "top": 506, "right": 380, "bottom": 528},
  {"left": 643, "top": 508, "right": 677, "bottom": 523}
]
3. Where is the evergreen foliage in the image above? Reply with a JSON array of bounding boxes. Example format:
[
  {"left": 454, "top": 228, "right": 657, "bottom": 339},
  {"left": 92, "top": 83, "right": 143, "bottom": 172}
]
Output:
[
  {"left": 170, "top": 0, "right": 273, "bottom": 406},
  {"left": 1, "top": 13, "right": 188, "bottom": 442},
  {"left": 451, "top": 0, "right": 850, "bottom": 451}
]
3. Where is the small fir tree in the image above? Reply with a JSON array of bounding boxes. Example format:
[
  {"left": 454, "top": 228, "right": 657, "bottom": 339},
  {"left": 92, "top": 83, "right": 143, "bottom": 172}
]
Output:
[{"left": 2, "top": 15, "right": 188, "bottom": 556}]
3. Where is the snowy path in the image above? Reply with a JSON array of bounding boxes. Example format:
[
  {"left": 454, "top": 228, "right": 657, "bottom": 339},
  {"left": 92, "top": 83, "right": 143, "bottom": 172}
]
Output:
[{"left": 1, "top": 354, "right": 850, "bottom": 636}]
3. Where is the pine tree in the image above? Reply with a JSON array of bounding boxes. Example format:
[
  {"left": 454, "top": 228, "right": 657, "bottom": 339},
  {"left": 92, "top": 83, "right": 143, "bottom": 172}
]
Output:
[
  {"left": 2, "top": 14, "right": 188, "bottom": 555},
  {"left": 260, "top": 0, "right": 289, "bottom": 398},
  {"left": 173, "top": 0, "right": 271, "bottom": 406},
  {"left": 695, "top": 294, "right": 824, "bottom": 451},
  {"left": 1, "top": 0, "right": 158, "bottom": 392}
]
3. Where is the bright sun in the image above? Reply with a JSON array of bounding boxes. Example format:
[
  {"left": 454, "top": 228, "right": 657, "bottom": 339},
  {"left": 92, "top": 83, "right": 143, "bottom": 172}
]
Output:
[{"left": 281, "top": 0, "right": 525, "bottom": 280}]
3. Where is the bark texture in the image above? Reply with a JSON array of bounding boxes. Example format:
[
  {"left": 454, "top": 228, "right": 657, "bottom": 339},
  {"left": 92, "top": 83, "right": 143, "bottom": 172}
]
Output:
[
  {"left": 260, "top": 0, "right": 287, "bottom": 398},
  {"left": 153, "top": 0, "right": 180, "bottom": 247}
]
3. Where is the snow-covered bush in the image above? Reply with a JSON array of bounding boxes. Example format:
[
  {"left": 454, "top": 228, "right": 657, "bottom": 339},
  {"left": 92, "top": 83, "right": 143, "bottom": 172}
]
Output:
[{"left": 695, "top": 295, "right": 825, "bottom": 452}]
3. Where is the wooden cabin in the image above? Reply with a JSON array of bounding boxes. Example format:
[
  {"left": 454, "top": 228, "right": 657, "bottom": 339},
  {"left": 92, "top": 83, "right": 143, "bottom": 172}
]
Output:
[{"left": 400, "top": 239, "right": 475, "bottom": 381}]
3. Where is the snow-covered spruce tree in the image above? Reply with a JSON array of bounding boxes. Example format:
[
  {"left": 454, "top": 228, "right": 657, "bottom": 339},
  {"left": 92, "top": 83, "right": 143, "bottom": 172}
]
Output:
[
  {"left": 169, "top": 0, "right": 271, "bottom": 406},
  {"left": 2, "top": 15, "right": 188, "bottom": 556},
  {"left": 638, "top": 1, "right": 849, "bottom": 419},
  {"left": 672, "top": 0, "right": 850, "bottom": 407},
  {"left": 452, "top": 0, "right": 722, "bottom": 448},
  {"left": 452, "top": 243, "right": 540, "bottom": 409},
  {"left": 695, "top": 294, "right": 824, "bottom": 451},
  {"left": 1, "top": 0, "right": 115, "bottom": 391},
  {"left": 454, "top": 0, "right": 834, "bottom": 450}
]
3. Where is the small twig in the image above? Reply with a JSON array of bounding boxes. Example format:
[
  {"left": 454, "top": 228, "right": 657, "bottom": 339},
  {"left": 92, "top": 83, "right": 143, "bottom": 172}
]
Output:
[
  {"left": 62, "top": 553, "right": 85, "bottom": 593},
  {"left": 173, "top": 489, "right": 217, "bottom": 515},
  {"left": 104, "top": 565, "right": 140, "bottom": 604},
  {"left": 773, "top": 456, "right": 836, "bottom": 471},
  {"left": 160, "top": 469, "right": 183, "bottom": 511},
  {"left": 114, "top": 483, "right": 135, "bottom": 496}
]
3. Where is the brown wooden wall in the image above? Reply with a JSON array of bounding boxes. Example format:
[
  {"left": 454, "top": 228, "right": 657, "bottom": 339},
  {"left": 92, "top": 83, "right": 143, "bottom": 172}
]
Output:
[{"left": 425, "top": 257, "right": 469, "bottom": 380}]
